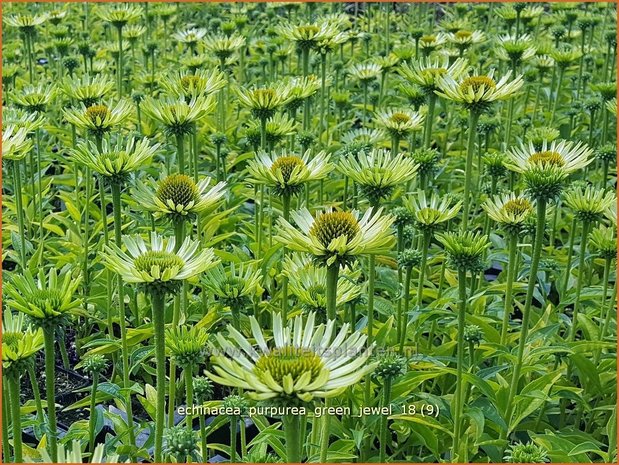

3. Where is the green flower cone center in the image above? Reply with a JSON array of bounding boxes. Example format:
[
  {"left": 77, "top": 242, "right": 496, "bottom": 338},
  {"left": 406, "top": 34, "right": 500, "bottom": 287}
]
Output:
[
  {"left": 528, "top": 150, "right": 565, "bottom": 167},
  {"left": 298, "top": 25, "right": 320, "bottom": 38},
  {"left": 32, "top": 289, "right": 64, "bottom": 312},
  {"left": 421, "top": 34, "right": 436, "bottom": 43},
  {"left": 271, "top": 156, "right": 305, "bottom": 183},
  {"left": 417, "top": 207, "right": 442, "bottom": 224},
  {"left": 156, "top": 174, "right": 199, "bottom": 207},
  {"left": 255, "top": 88, "right": 276, "bottom": 106},
  {"left": 255, "top": 345, "right": 324, "bottom": 384},
  {"left": 459, "top": 75, "right": 496, "bottom": 94},
  {"left": 390, "top": 112, "right": 411, "bottom": 124},
  {"left": 3, "top": 332, "right": 22, "bottom": 349},
  {"left": 180, "top": 75, "right": 204, "bottom": 91},
  {"left": 134, "top": 251, "right": 184, "bottom": 273},
  {"left": 421, "top": 67, "right": 447, "bottom": 83},
  {"left": 310, "top": 211, "right": 361, "bottom": 247},
  {"left": 455, "top": 30, "right": 472, "bottom": 40},
  {"left": 504, "top": 198, "right": 532, "bottom": 216},
  {"left": 86, "top": 104, "right": 111, "bottom": 123}
]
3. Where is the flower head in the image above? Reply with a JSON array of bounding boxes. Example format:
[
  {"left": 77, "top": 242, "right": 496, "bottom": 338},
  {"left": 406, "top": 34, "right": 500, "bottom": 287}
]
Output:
[
  {"left": 174, "top": 28, "right": 207, "bottom": 47},
  {"left": 3, "top": 124, "right": 34, "bottom": 161},
  {"left": 202, "top": 262, "right": 263, "bottom": 310},
  {"left": 103, "top": 232, "right": 218, "bottom": 296},
  {"left": 207, "top": 312, "right": 376, "bottom": 402},
  {"left": 504, "top": 441, "right": 549, "bottom": 463},
  {"left": 141, "top": 95, "right": 215, "bottom": 136},
  {"left": 5, "top": 267, "right": 82, "bottom": 328},
  {"left": 13, "top": 84, "right": 56, "bottom": 113},
  {"left": 276, "top": 21, "right": 339, "bottom": 50},
  {"left": 71, "top": 137, "right": 159, "bottom": 185},
  {"left": 2, "top": 311, "right": 44, "bottom": 374},
  {"left": 60, "top": 75, "right": 115, "bottom": 107},
  {"left": 96, "top": 4, "right": 142, "bottom": 28},
  {"left": 247, "top": 150, "right": 332, "bottom": 197},
  {"left": 164, "top": 426, "right": 199, "bottom": 462},
  {"left": 404, "top": 190, "right": 462, "bottom": 232},
  {"left": 4, "top": 13, "right": 47, "bottom": 34},
  {"left": 275, "top": 207, "right": 394, "bottom": 267},
  {"left": 64, "top": 100, "right": 132, "bottom": 137},
  {"left": 506, "top": 140, "right": 594, "bottom": 200},
  {"left": 437, "top": 231, "right": 490, "bottom": 273},
  {"left": 399, "top": 57, "right": 468, "bottom": 96},
  {"left": 204, "top": 33, "right": 246, "bottom": 61},
  {"left": 482, "top": 193, "right": 534, "bottom": 236},
  {"left": 160, "top": 69, "right": 226, "bottom": 101},
  {"left": 236, "top": 83, "right": 293, "bottom": 120},
  {"left": 437, "top": 70, "right": 523, "bottom": 113},
  {"left": 337, "top": 149, "right": 418, "bottom": 205},
  {"left": 134, "top": 174, "right": 226, "bottom": 223},
  {"left": 375, "top": 109, "right": 424, "bottom": 139},
  {"left": 526, "top": 127, "right": 560, "bottom": 151},
  {"left": 447, "top": 30, "right": 485, "bottom": 51},
  {"left": 563, "top": 185, "right": 616, "bottom": 223},
  {"left": 165, "top": 325, "right": 209, "bottom": 368},
  {"left": 496, "top": 34, "right": 537, "bottom": 65},
  {"left": 348, "top": 62, "right": 382, "bottom": 84}
]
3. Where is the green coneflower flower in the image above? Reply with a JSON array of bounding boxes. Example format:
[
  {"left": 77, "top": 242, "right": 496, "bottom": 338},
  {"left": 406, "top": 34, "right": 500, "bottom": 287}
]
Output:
[
  {"left": 5, "top": 267, "right": 82, "bottom": 327},
  {"left": 141, "top": 95, "right": 216, "bottom": 136},
  {"left": 447, "top": 29, "right": 485, "bottom": 52},
  {"left": 160, "top": 69, "right": 226, "bottom": 101},
  {"left": 245, "top": 113, "right": 298, "bottom": 148},
  {"left": 247, "top": 149, "right": 332, "bottom": 197},
  {"left": 96, "top": 4, "right": 142, "bottom": 28},
  {"left": 482, "top": 193, "right": 534, "bottom": 236},
  {"left": 484, "top": 152, "right": 508, "bottom": 179},
  {"left": 134, "top": 174, "right": 226, "bottom": 223},
  {"left": 590, "top": 225, "right": 617, "bottom": 260},
  {"left": 605, "top": 97, "right": 617, "bottom": 116},
  {"left": 236, "top": 83, "right": 293, "bottom": 120},
  {"left": 375, "top": 109, "right": 425, "bottom": 140},
  {"left": 526, "top": 127, "right": 561, "bottom": 150},
  {"left": 71, "top": 137, "right": 160, "bottom": 185},
  {"left": 496, "top": 34, "right": 537, "bottom": 68},
  {"left": 103, "top": 232, "right": 218, "bottom": 295},
  {"left": 5, "top": 12, "right": 47, "bottom": 33},
  {"left": 164, "top": 426, "right": 200, "bottom": 462},
  {"left": 276, "top": 21, "right": 339, "bottom": 50},
  {"left": 2, "top": 124, "right": 34, "bottom": 160},
  {"left": 404, "top": 190, "right": 462, "bottom": 232},
  {"left": 207, "top": 312, "right": 376, "bottom": 401},
  {"left": 284, "top": 255, "right": 361, "bottom": 315},
  {"left": 13, "top": 84, "right": 56, "bottom": 113},
  {"left": 202, "top": 262, "right": 263, "bottom": 313},
  {"left": 39, "top": 440, "right": 120, "bottom": 464},
  {"left": 174, "top": 27, "right": 207, "bottom": 49},
  {"left": 563, "top": 185, "right": 616, "bottom": 223},
  {"left": 551, "top": 46, "right": 582, "bottom": 68},
  {"left": 506, "top": 140, "right": 594, "bottom": 200},
  {"left": 283, "top": 75, "right": 321, "bottom": 113},
  {"left": 2, "top": 311, "right": 44, "bottom": 373},
  {"left": 504, "top": 441, "right": 549, "bottom": 463},
  {"left": 203, "top": 33, "right": 246, "bottom": 62},
  {"left": 337, "top": 149, "right": 418, "bottom": 205},
  {"left": 165, "top": 325, "right": 210, "bottom": 369},
  {"left": 340, "top": 128, "right": 385, "bottom": 153},
  {"left": 437, "top": 70, "right": 524, "bottom": 113},
  {"left": 418, "top": 33, "right": 447, "bottom": 55},
  {"left": 411, "top": 148, "right": 442, "bottom": 183},
  {"left": 124, "top": 24, "right": 146, "bottom": 43},
  {"left": 437, "top": 231, "right": 490, "bottom": 273},
  {"left": 397, "top": 83, "right": 426, "bottom": 109},
  {"left": 348, "top": 62, "right": 382, "bottom": 84},
  {"left": 63, "top": 100, "right": 133, "bottom": 138},
  {"left": 275, "top": 207, "right": 395, "bottom": 267}
]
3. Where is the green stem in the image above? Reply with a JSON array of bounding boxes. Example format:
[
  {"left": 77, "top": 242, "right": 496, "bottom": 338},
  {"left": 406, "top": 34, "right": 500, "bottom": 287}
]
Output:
[
  {"left": 283, "top": 414, "right": 302, "bottom": 463},
  {"left": 416, "top": 231, "right": 431, "bottom": 308},
  {"left": 88, "top": 371, "right": 100, "bottom": 453},
  {"left": 230, "top": 415, "right": 238, "bottom": 462},
  {"left": 424, "top": 93, "right": 437, "bottom": 148},
  {"left": 2, "top": 382, "right": 11, "bottom": 462},
  {"left": 568, "top": 220, "right": 590, "bottom": 341},
  {"left": 550, "top": 68, "right": 565, "bottom": 125},
  {"left": 319, "top": 399, "right": 331, "bottom": 462},
  {"left": 151, "top": 291, "right": 167, "bottom": 463},
  {"left": 379, "top": 377, "right": 393, "bottom": 462},
  {"left": 8, "top": 373, "right": 22, "bottom": 463},
  {"left": 500, "top": 234, "right": 519, "bottom": 346},
  {"left": 452, "top": 269, "right": 468, "bottom": 462},
  {"left": 111, "top": 182, "right": 136, "bottom": 449},
  {"left": 326, "top": 263, "right": 339, "bottom": 321},
  {"left": 562, "top": 217, "right": 578, "bottom": 293},
  {"left": 281, "top": 194, "right": 291, "bottom": 320},
  {"left": 35, "top": 129, "right": 43, "bottom": 264},
  {"left": 12, "top": 160, "right": 27, "bottom": 271},
  {"left": 185, "top": 367, "right": 194, "bottom": 432},
  {"left": 117, "top": 27, "right": 124, "bottom": 97},
  {"left": 399, "top": 266, "right": 412, "bottom": 354},
  {"left": 43, "top": 327, "right": 58, "bottom": 462},
  {"left": 503, "top": 199, "right": 547, "bottom": 440},
  {"left": 98, "top": 179, "right": 114, "bottom": 336},
  {"left": 462, "top": 111, "right": 481, "bottom": 231},
  {"left": 176, "top": 133, "right": 185, "bottom": 174},
  {"left": 27, "top": 364, "right": 44, "bottom": 425}
]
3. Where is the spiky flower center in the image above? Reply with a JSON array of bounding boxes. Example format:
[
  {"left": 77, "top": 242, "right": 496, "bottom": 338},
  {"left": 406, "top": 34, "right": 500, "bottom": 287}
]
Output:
[
  {"left": 307, "top": 284, "right": 326, "bottom": 301},
  {"left": 528, "top": 151, "right": 565, "bottom": 167},
  {"left": 221, "top": 276, "right": 245, "bottom": 296},
  {"left": 3, "top": 332, "right": 22, "bottom": 348},
  {"left": 271, "top": 156, "right": 305, "bottom": 183},
  {"left": 255, "top": 346, "right": 324, "bottom": 384},
  {"left": 455, "top": 30, "right": 473, "bottom": 40},
  {"left": 134, "top": 251, "right": 184, "bottom": 273},
  {"left": 298, "top": 25, "right": 320, "bottom": 38},
  {"left": 417, "top": 207, "right": 442, "bottom": 223},
  {"left": 421, "top": 34, "right": 437, "bottom": 43},
  {"left": 504, "top": 198, "right": 532, "bottom": 216},
  {"left": 420, "top": 67, "right": 447, "bottom": 82},
  {"left": 32, "top": 289, "right": 64, "bottom": 312},
  {"left": 255, "top": 88, "right": 276, "bottom": 102},
  {"left": 310, "top": 211, "right": 360, "bottom": 247},
  {"left": 390, "top": 112, "right": 411, "bottom": 124},
  {"left": 459, "top": 75, "right": 496, "bottom": 94},
  {"left": 180, "top": 75, "right": 204, "bottom": 90},
  {"left": 156, "top": 174, "right": 199, "bottom": 207},
  {"left": 86, "top": 104, "right": 110, "bottom": 123}
]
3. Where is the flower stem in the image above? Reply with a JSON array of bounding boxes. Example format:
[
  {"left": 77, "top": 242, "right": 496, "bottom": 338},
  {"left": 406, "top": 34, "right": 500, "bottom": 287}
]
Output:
[
  {"left": 568, "top": 220, "right": 590, "bottom": 341},
  {"left": 8, "top": 373, "right": 23, "bottom": 463},
  {"left": 500, "top": 234, "right": 519, "bottom": 346},
  {"left": 11, "top": 160, "right": 27, "bottom": 270},
  {"left": 399, "top": 265, "right": 412, "bottom": 354},
  {"left": 111, "top": 182, "right": 137, "bottom": 450},
  {"left": 462, "top": 111, "right": 481, "bottom": 231},
  {"left": 452, "top": 268, "right": 468, "bottom": 462},
  {"left": 379, "top": 377, "right": 393, "bottom": 462},
  {"left": 503, "top": 198, "right": 547, "bottom": 440},
  {"left": 88, "top": 371, "right": 100, "bottom": 453},
  {"left": 326, "top": 263, "right": 339, "bottom": 321},
  {"left": 117, "top": 27, "right": 124, "bottom": 97},
  {"left": 230, "top": 415, "right": 238, "bottom": 462},
  {"left": 283, "top": 414, "right": 302, "bottom": 463},
  {"left": 594, "top": 257, "right": 613, "bottom": 364},
  {"left": 550, "top": 68, "right": 565, "bottom": 125},
  {"left": 43, "top": 326, "right": 58, "bottom": 462},
  {"left": 176, "top": 133, "right": 185, "bottom": 175},
  {"left": 27, "top": 364, "right": 44, "bottom": 425},
  {"left": 2, "top": 382, "right": 11, "bottom": 462},
  {"left": 424, "top": 93, "right": 437, "bottom": 148},
  {"left": 185, "top": 367, "right": 194, "bottom": 432},
  {"left": 416, "top": 231, "right": 431, "bottom": 308},
  {"left": 150, "top": 291, "right": 167, "bottom": 463}
]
